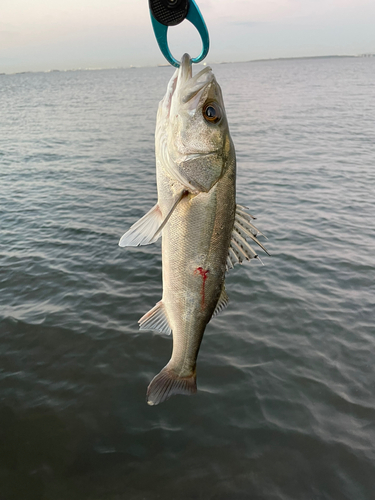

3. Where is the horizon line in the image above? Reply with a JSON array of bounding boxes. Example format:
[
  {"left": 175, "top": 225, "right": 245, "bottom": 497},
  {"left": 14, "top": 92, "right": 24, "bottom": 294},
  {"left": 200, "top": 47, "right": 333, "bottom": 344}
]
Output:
[{"left": 1, "top": 53, "right": 374, "bottom": 76}]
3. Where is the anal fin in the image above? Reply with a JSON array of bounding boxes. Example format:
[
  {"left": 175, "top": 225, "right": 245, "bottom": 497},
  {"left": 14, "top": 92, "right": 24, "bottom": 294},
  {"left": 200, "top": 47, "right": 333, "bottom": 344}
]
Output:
[{"left": 138, "top": 301, "right": 172, "bottom": 335}]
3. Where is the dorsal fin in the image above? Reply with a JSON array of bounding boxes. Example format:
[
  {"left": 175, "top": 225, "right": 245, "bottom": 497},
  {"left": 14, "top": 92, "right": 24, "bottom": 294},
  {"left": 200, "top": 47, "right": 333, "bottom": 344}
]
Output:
[{"left": 226, "top": 205, "right": 269, "bottom": 271}]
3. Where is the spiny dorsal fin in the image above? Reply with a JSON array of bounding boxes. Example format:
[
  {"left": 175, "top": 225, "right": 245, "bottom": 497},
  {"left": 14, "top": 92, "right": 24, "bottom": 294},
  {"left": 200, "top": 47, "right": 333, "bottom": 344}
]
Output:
[
  {"left": 226, "top": 205, "right": 270, "bottom": 271},
  {"left": 119, "top": 190, "right": 187, "bottom": 247},
  {"left": 138, "top": 301, "right": 172, "bottom": 336},
  {"left": 234, "top": 222, "right": 270, "bottom": 255},
  {"left": 212, "top": 285, "right": 229, "bottom": 318}
]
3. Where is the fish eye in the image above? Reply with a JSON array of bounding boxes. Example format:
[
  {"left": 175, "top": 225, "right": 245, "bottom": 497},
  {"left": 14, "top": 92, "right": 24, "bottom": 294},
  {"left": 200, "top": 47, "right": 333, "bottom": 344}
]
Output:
[{"left": 203, "top": 102, "right": 222, "bottom": 124}]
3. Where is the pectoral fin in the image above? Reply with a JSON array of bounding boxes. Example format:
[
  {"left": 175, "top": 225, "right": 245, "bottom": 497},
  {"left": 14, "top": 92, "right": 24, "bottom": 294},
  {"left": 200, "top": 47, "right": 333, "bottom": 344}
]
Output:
[
  {"left": 119, "top": 204, "right": 163, "bottom": 247},
  {"left": 118, "top": 190, "right": 187, "bottom": 247}
]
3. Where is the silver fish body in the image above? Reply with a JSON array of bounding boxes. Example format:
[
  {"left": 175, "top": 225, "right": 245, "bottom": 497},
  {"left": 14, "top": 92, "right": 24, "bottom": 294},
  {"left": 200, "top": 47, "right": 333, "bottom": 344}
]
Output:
[
  {"left": 153, "top": 151, "right": 236, "bottom": 402},
  {"left": 119, "top": 54, "right": 268, "bottom": 405}
]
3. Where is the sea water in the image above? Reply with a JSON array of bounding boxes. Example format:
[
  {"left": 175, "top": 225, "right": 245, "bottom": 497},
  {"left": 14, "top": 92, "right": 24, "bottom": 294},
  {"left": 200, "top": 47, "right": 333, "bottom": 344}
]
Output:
[{"left": 0, "top": 57, "right": 374, "bottom": 499}]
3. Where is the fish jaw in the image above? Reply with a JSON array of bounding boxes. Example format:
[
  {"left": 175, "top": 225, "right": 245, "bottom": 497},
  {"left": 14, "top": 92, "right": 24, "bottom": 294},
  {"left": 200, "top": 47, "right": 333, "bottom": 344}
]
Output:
[{"left": 159, "top": 54, "right": 213, "bottom": 118}]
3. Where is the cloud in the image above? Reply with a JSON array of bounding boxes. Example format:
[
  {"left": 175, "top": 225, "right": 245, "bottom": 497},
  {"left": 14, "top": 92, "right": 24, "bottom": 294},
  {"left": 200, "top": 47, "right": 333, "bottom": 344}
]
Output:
[
  {"left": 228, "top": 21, "right": 266, "bottom": 27},
  {"left": 1, "top": 0, "right": 375, "bottom": 72}
]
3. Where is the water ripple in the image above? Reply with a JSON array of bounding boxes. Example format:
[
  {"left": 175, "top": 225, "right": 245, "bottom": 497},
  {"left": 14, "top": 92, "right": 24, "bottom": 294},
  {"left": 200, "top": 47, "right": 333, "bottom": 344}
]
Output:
[{"left": 1, "top": 58, "right": 375, "bottom": 499}]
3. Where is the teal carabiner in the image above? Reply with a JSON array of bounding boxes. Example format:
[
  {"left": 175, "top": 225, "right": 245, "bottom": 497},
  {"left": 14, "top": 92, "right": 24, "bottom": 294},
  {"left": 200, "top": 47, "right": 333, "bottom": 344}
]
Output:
[{"left": 149, "top": 0, "right": 209, "bottom": 68}]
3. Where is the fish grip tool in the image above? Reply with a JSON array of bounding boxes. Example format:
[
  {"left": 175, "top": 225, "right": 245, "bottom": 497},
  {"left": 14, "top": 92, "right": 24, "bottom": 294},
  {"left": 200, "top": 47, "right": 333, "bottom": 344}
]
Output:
[{"left": 149, "top": 0, "right": 209, "bottom": 67}]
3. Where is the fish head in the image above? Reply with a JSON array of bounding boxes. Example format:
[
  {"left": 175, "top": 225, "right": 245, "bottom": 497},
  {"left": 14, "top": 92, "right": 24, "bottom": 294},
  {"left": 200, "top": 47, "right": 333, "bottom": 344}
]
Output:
[{"left": 157, "top": 53, "right": 233, "bottom": 193}]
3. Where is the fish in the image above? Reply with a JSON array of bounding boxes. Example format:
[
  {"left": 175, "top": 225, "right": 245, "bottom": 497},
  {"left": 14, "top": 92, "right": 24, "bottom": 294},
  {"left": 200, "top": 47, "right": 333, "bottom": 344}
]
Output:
[{"left": 119, "top": 53, "right": 269, "bottom": 405}]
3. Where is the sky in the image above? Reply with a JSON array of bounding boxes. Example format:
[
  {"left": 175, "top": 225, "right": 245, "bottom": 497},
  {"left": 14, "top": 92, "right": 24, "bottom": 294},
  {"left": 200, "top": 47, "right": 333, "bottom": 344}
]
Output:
[{"left": 1, "top": 0, "right": 375, "bottom": 73}]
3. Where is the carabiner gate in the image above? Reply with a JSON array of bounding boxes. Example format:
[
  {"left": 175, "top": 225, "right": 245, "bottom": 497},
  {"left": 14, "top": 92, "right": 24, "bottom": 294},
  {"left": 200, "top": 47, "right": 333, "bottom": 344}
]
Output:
[{"left": 149, "top": 0, "right": 209, "bottom": 68}]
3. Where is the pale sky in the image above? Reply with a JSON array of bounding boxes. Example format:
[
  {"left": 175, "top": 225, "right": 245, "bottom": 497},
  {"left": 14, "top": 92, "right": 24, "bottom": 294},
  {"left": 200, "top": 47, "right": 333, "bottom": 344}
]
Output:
[{"left": 1, "top": 0, "right": 374, "bottom": 73}]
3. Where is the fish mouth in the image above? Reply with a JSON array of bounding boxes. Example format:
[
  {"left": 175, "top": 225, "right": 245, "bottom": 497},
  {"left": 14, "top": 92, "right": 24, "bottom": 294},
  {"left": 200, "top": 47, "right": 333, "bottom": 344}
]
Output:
[
  {"left": 164, "top": 54, "right": 214, "bottom": 106},
  {"left": 160, "top": 54, "right": 215, "bottom": 117},
  {"left": 179, "top": 53, "right": 193, "bottom": 83},
  {"left": 178, "top": 53, "right": 214, "bottom": 104}
]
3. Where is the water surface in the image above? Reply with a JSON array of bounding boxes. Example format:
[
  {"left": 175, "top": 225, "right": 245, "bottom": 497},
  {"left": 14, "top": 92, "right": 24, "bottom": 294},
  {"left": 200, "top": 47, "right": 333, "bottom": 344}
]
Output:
[{"left": 1, "top": 57, "right": 375, "bottom": 499}]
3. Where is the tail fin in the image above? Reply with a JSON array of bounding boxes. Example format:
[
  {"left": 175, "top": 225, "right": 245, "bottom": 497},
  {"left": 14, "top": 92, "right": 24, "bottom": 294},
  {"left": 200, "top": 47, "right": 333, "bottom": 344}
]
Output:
[{"left": 146, "top": 366, "right": 197, "bottom": 406}]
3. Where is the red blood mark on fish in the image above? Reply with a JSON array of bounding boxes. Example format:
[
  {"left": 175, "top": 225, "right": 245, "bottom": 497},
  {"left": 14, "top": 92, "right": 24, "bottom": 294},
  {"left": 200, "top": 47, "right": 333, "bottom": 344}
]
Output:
[{"left": 194, "top": 267, "right": 209, "bottom": 308}]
